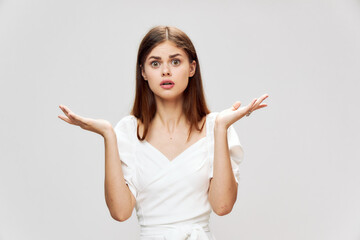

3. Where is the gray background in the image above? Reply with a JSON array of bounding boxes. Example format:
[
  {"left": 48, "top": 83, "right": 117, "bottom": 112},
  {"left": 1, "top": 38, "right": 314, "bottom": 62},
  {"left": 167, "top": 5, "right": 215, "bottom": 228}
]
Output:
[{"left": 1, "top": 0, "right": 359, "bottom": 239}]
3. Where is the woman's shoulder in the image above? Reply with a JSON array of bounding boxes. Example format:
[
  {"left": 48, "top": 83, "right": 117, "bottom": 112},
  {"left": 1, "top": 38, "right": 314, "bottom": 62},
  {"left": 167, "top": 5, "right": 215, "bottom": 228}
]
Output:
[
  {"left": 206, "top": 112, "right": 219, "bottom": 122},
  {"left": 207, "top": 111, "right": 219, "bottom": 117},
  {"left": 114, "top": 115, "right": 137, "bottom": 134}
]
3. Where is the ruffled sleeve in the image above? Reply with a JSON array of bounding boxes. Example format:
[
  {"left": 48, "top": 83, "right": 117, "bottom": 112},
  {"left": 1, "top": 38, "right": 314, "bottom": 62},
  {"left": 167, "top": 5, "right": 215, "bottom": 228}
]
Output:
[
  {"left": 113, "top": 115, "right": 138, "bottom": 199},
  {"left": 209, "top": 113, "right": 244, "bottom": 185},
  {"left": 226, "top": 124, "right": 244, "bottom": 184}
]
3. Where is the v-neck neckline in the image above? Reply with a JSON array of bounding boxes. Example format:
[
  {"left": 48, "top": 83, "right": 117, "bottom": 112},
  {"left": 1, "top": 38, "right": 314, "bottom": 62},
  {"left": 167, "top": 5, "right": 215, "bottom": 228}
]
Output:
[
  {"left": 136, "top": 114, "right": 209, "bottom": 163},
  {"left": 144, "top": 136, "right": 207, "bottom": 163}
]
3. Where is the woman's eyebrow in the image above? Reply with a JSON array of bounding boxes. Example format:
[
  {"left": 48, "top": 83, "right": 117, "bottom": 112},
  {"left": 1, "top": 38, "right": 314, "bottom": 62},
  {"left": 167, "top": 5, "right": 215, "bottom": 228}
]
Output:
[
  {"left": 169, "top": 53, "right": 181, "bottom": 58},
  {"left": 148, "top": 53, "right": 182, "bottom": 60}
]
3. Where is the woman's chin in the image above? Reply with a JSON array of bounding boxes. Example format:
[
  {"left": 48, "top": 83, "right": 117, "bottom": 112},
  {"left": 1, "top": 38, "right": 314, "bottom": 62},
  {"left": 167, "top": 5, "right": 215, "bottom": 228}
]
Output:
[{"left": 155, "top": 92, "right": 184, "bottom": 102}]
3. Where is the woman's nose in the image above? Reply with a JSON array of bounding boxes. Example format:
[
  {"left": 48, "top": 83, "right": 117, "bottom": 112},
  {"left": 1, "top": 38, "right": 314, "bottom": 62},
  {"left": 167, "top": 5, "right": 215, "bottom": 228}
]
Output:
[{"left": 161, "top": 65, "right": 171, "bottom": 77}]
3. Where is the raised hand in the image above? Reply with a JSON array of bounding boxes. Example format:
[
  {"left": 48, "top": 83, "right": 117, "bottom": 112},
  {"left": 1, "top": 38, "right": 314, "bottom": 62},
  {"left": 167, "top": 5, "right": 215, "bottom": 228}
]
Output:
[
  {"left": 58, "top": 105, "right": 113, "bottom": 137},
  {"left": 215, "top": 94, "right": 269, "bottom": 129}
]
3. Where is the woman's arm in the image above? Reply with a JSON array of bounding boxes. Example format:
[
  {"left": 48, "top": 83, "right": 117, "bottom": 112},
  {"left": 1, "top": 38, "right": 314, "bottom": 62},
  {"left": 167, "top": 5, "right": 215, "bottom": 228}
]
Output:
[
  {"left": 57, "top": 105, "right": 135, "bottom": 222},
  {"left": 208, "top": 94, "right": 269, "bottom": 216},
  {"left": 208, "top": 122, "right": 238, "bottom": 216},
  {"left": 103, "top": 128, "right": 136, "bottom": 222}
]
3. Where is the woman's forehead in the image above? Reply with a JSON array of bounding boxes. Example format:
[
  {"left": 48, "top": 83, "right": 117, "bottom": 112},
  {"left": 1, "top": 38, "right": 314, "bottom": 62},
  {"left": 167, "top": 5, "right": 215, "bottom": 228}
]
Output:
[{"left": 147, "top": 41, "right": 186, "bottom": 59}]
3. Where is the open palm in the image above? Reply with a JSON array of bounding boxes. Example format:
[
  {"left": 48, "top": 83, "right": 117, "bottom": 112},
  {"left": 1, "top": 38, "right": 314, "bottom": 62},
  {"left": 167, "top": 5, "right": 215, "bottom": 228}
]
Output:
[
  {"left": 216, "top": 94, "right": 269, "bottom": 129},
  {"left": 58, "top": 105, "right": 112, "bottom": 137}
]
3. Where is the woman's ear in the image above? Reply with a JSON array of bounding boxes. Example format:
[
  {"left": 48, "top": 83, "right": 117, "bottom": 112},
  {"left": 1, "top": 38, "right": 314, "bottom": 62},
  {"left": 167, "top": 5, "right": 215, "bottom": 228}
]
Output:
[
  {"left": 189, "top": 60, "right": 196, "bottom": 77},
  {"left": 140, "top": 64, "right": 147, "bottom": 81}
]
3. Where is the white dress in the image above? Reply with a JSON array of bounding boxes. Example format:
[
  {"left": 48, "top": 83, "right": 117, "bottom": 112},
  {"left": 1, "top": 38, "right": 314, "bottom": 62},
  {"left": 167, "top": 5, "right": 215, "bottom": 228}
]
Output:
[{"left": 114, "top": 112, "right": 244, "bottom": 240}]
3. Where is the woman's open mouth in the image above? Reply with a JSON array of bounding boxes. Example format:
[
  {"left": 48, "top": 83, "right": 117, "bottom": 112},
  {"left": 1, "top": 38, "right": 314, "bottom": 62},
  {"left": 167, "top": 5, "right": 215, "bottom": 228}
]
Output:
[{"left": 160, "top": 80, "right": 175, "bottom": 89}]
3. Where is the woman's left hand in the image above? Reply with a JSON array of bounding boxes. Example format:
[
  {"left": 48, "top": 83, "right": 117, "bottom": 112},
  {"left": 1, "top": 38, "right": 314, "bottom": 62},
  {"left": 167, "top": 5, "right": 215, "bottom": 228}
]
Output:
[{"left": 215, "top": 94, "right": 269, "bottom": 129}]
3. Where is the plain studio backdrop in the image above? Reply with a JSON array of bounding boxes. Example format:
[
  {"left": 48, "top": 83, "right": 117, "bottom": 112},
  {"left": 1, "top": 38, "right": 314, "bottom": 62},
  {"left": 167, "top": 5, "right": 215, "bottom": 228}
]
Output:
[{"left": 0, "top": 0, "right": 359, "bottom": 239}]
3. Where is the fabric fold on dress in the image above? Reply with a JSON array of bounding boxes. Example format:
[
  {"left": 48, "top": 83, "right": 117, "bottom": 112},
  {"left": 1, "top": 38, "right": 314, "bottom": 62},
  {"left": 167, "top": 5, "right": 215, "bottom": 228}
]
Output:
[
  {"left": 140, "top": 223, "right": 211, "bottom": 240},
  {"left": 113, "top": 112, "right": 245, "bottom": 240}
]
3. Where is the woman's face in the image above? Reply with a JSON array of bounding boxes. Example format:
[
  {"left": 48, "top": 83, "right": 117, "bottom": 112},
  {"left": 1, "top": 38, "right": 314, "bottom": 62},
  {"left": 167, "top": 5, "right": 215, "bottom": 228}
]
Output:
[{"left": 141, "top": 41, "right": 196, "bottom": 101}]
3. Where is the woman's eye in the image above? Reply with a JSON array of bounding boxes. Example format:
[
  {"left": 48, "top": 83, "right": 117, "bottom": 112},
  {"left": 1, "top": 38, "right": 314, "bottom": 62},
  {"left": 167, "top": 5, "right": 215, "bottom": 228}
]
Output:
[
  {"left": 172, "top": 59, "right": 180, "bottom": 65},
  {"left": 151, "top": 61, "right": 160, "bottom": 67}
]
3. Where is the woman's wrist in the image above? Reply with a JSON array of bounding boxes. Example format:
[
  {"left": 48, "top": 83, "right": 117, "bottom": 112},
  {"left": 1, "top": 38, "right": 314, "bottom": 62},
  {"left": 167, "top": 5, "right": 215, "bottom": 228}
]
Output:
[
  {"left": 102, "top": 126, "right": 115, "bottom": 139},
  {"left": 214, "top": 120, "right": 228, "bottom": 133}
]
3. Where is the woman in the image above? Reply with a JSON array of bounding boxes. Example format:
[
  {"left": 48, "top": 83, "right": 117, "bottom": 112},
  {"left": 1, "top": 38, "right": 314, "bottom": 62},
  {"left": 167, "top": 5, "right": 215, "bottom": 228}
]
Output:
[{"left": 58, "top": 25, "right": 268, "bottom": 240}]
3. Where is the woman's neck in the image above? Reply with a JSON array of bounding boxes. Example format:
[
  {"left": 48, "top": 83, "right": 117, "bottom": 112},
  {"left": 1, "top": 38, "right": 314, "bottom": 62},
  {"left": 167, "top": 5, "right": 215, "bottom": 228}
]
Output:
[{"left": 153, "top": 96, "right": 186, "bottom": 134}]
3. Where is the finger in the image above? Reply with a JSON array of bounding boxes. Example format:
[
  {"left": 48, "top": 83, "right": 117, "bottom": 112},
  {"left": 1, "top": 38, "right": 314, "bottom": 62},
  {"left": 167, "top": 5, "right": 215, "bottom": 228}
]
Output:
[
  {"left": 253, "top": 94, "right": 268, "bottom": 109},
  {"left": 59, "top": 105, "right": 74, "bottom": 122},
  {"left": 58, "top": 114, "right": 74, "bottom": 125},
  {"left": 250, "top": 98, "right": 257, "bottom": 109},
  {"left": 232, "top": 101, "right": 241, "bottom": 110},
  {"left": 69, "top": 111, "right": 89, "bottom": 126},
  {"left": 257, "top": 94, "right": 269, "bottom": 105},
  {"left": 67, "top": 112, "right": 82, "bottom": 124},
  {"left": 244, "top": 99, "right": 257, "bottom": 114},
  {"left": 249, "top": 103, "right": 268, "bottom": 114},
  {"left": 59, "top": 105, "right": 71, "bottom": 117},
  {"left": 254, "top": 104, "right": 268, "bottom": 110},
  {"left": 60, "top": 105, "right": 80, "bottom": 122},
  {"left": 260, "top": 94, "right": 269, "bottom": 99}
]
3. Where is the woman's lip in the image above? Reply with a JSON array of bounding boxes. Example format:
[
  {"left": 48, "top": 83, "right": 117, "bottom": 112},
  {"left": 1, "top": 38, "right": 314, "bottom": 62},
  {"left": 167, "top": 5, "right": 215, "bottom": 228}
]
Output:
[
  {"left": 160, "top": 80, "right": 175, "bottom": 85},
  {"left": 161, "top": 84, "right": 174, "bottom": 89}
]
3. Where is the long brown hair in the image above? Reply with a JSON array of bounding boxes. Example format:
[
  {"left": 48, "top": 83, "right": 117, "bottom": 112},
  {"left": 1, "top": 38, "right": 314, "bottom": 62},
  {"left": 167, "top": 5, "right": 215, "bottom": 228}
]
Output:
[{"left": 130, "top": 25, "right": 211, "bottom": 142}]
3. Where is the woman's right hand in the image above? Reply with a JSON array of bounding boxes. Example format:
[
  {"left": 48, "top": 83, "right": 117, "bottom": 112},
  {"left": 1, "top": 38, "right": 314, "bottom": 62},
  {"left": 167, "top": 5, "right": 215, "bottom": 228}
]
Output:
[{"left": 58, "top": 105, "right": 113, "bottom": 137}]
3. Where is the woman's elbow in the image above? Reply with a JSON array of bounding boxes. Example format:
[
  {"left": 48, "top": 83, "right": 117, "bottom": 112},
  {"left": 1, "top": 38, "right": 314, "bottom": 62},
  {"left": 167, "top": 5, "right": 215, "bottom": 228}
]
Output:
[
  {"left": 110, "top": 211, "right": 132, "bottom": 222},
  {"left": 213, "top": 204, "right": 234, "bottom": 216}
]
